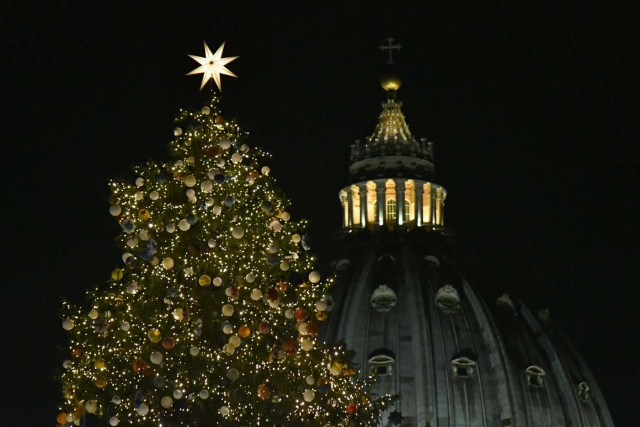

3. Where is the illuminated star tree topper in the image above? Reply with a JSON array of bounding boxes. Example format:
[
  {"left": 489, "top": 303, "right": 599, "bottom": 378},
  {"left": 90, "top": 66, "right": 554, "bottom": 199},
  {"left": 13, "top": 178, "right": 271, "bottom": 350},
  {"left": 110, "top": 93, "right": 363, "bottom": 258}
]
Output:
[{"left": 187, "top": 41, "right": 238, "bottom": 91}]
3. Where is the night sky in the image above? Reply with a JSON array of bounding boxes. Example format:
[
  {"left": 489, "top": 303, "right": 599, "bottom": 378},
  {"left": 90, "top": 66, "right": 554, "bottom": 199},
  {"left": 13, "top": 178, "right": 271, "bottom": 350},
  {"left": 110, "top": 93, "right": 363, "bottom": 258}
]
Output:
[{"left": 2, "top": 2, "right": 637, "bottom": 425}]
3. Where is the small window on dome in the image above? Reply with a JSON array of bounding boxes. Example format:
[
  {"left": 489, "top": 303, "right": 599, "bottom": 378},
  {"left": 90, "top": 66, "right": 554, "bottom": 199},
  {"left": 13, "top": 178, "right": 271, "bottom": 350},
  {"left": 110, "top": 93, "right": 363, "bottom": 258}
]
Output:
[
  {"left": 525, "top": 365, "right": 546, "bottom": 388},
  {"left": 424, "top": 255, "right": 440, "bottom": 268},
  {"left": 451, "top": 356, "right": 477, "bottom": 379},
  {"left": 435, "top": 284, "right": 461, "bottom": 314},
  {"left": 578, "top": 381, "right": 590, "bottom": 402},
  {"left": 368, "top": 349, "right": 395, "bottom": 377},
  {"left": 370, "top": 285, "right": 397, "bottom": 312}
]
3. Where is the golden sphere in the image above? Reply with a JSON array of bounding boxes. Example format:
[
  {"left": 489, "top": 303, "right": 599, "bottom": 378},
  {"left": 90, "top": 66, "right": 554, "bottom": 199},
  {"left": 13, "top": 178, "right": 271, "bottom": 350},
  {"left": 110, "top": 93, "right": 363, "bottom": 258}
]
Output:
[
  {"left": 380, "top": 72, "right": 402, "bottom": 91},
  {"left": 95, "top": 376, "right": 108, "bottom": 389},
  {"left": 148, "top": 328, "right": 162, "bottom": 343},
  {"left": 94, "top": 357, "right": 106, "bottom": 370}
]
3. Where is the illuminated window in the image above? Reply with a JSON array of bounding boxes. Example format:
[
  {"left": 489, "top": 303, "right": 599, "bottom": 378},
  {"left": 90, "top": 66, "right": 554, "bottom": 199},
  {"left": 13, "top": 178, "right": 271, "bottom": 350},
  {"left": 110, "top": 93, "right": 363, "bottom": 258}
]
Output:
[
  {"left": 404, "top": 199, "right": 410, "bottom": 222},
  {"left": 386, "top": 199, "right": 396, "bottom": 221}
]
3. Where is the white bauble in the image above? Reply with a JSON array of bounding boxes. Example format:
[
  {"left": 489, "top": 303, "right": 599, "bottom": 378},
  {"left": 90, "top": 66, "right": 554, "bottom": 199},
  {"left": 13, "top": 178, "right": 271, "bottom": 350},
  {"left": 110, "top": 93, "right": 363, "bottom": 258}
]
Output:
[
  {"left": 280, "top": 261, "right": 289, "bottom": 271},
  {"left": 231, "top": 152, "right": 243, "bottom": 164},
  {"left": 166, "top": 223, "right": 176, "bottom": 233},
  {"left": 88, "top": 309, "right": 98, "bottom": 319},
  {"left": 250, "top": 288, "right": 262, "bottom": 300},
  {"left": 301, "top": 338, "right": 314, "bottom": 351},
  {"left": 305, "top": 375, "right": 315, "bottom": 385},
  {"left": 308, "top": 271, "right": 321, "bottom": 283},
  {"left": 222, "top": 304, "right": 234, "bottom": 316},
  {"left": 227, "top": 368, "right": 240, "bottom": 381},
  {"left": 208, "top": 239, "right": 217, "bottom": 248},
  {"left": 162, "top": 258, "right": 174, "bottom": 270},
  {"left": 120, "top": 321, "right": 130, "bottom": 331},
  {"left": 109, "top": 416, "right": 119, "bottom": 426},
  {"left": 268, "top": 244, "right": 278, "bottom": 253},
  {"left": 149, "top": 190, "right": 159, "bottom": 200},
  {"left": 189, "top": 346, "right": 200, "bottom": 356},
  {"left": 160, "top": 396, "right": 173, "bottom": 408},
  {"left": 213, "top": 277, "right": 223, "bottom": 287},
  {"left": 183, "top": 175, "right": 196, "bottom": 187},
  {"left": 201, "top": 106, "right": 210, "bottom": 114},
  {"left": 240, "top": 144, "right": 249, "bottom": 152},
  {"left": 292, "top": 233, "right": 301, "bottom": 243},
  {"left": 201, "top": 181, "right": 213, "bottom": 192},
  {"left": 126, "top": 283, "right": 139, "bottom": 294},
  {"left": 216, "top": 158, "right": 225, "bottom": 167},
  {"left": 303, "top": 389, "right": 315, "bottom": 402},
  {"left": 173, "top": 389, "right": 183, "bottom": 399},
  {"left": 85, "top": 400, "right": 97, "bottom": 414},
  {"left": 174, "top": 127, "right": 182, "bottom": 136},
  {"left": 281, "top": 211, "right": 291, "bottom": 221},
  {"left": 62, "top": 319, "right": 74, "bottom": 330},
  {"left": 229, "top": 335, "right": 241, "bottom": 348},
  {"left": 199, "top": 389, "right": 209, "bottom": 400},
  {"left": 261, "top": 166, "right": 270, "bottom": 175},
  {"left": 285, "top": 309, "right": 294, "bottom": 319},
  {"left": 150, "top": 351, "right": 162, "bottom": 364},
  {"left": 231, "top": 226, "right": 244, "bottom": 239},
  {"left": 139, "top": 230, "right": 149, "bottom": 241},
  {"left": 245, "top": 272, "right": 256, "bottom": 283},
  {"left": 219, "top": 139, "right": 232, "bottom": 149},
  {"left": 316, "top": 300, "right": 328, "bottom": 311},
  {"left": 109, "top": 205, "right": 121, "bottom": 216},
  {"left": 135, "top": 192, "right": 144, "bottom": 201},
  {"left": 222, "top": 324, "right": 233, "bottom": 334},
  {"left": 219, "top": 406, "right": 230, "bottom": 416},
  {"left": 126, "top": 237, "right": 138, "bottom": 247},
  {"left": 135, "top": 177, "right": 144, "bottom": 187},
  {"left": 172, "top": 308, "right": 184, "bottom": 320},
  {"left": 136, "top": 403, "right": 149, "bottom": 416},
  {"left": 178, "top": 219, "right": 190, "bottom": 231},
  {"left": 186, "top": 189, "right": 196, "bottom": 198},
  {"left": 122, "top": 252, "right": 133, "bottom": 263},
  {"left": 212, "top": 205, "right": 222, "bottom": 215}
]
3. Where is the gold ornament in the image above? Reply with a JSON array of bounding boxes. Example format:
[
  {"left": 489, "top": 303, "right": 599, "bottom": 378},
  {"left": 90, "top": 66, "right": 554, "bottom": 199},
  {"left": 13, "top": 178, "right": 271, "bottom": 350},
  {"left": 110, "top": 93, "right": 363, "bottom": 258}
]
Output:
[
  {"left": 199, "top": 275, "right": 211, "bottom": 286},
  {"left": 94, "top": 357, "right": 106, "bottom": 370},
  {"left": 148, "top": 328, "right": 162, "bottom": 343},
  {"left": 95, "top": 376, "right": 108, "bottom": 389},
  {"left": 138, "top": 209, "right": 151, "bottom": 221},
  {"left": 111, "top": 268, "right": 124, "bottom": 280}
]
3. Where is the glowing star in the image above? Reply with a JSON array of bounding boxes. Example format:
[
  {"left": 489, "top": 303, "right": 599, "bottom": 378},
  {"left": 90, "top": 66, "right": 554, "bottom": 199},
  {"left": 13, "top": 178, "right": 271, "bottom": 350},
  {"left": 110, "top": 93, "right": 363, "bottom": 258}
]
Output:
[{"left": 187, "top": 41, "right": 238, "bottom": 91}]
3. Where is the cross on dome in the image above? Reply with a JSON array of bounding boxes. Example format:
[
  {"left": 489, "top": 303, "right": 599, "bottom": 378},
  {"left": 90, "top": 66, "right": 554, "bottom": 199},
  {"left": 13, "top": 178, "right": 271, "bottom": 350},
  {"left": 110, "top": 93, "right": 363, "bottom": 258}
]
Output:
[{"left": 379, "top": 37, "right": 402, "bottom": 64}]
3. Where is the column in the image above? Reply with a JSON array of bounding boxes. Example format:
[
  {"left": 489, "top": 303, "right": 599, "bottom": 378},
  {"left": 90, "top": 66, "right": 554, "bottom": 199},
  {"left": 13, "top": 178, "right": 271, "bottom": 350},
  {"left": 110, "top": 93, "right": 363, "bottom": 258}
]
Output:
[
  {"left": 396, "top": 179, "right": 405, "bottom": 226},
  {"left": 435, "top": 187, "right": 442, "bottom": 225},
  {"left": 431, "top": 186, "right": 437, "bottom": 225},
  {"left": 340, "top": 191, "right": 348, "bottom": 228},
  {"left": 415, "top": 181, "right": 423, "bottom": 227},
  {"left": 347, "top": 189, "right": 354, "bottom": 228},
  {"left": 358, "top": 183, "right": 367, "bottom": 228},
  {"left": 376, "top": 180, "right": 385, "bottom": 226}
]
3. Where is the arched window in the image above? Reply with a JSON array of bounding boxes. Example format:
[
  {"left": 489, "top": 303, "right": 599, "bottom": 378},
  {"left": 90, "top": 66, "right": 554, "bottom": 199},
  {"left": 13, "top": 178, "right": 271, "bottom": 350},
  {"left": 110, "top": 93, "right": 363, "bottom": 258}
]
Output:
[
  {"left": 368, "top": 349, "right": 395, "bottom": 376},
  {"left": 404, "top": 199, "right": 410, "bottom": 222},
  {"left": 525, "top": 365, "right": 546, "bottom": 388},
  {"left": 451, "top": 356, "right": 477, "bottom": 379},
  {"left": 386, "top": 199, "right": 396, "bottom": 221}
]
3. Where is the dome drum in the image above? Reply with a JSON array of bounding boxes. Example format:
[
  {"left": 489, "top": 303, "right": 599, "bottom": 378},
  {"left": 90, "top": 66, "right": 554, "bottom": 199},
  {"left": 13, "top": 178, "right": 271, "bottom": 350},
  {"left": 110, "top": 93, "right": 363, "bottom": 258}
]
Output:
[{"left": 339, "top": 179, "right": 446, "bottom": 230}]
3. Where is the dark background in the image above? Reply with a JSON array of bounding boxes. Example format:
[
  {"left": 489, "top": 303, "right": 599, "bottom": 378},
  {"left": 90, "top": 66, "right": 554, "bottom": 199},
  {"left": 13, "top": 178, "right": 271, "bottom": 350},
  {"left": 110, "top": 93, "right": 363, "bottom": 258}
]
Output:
[{"left": 1, "top": 2, "right": 637, "bottom": 425}]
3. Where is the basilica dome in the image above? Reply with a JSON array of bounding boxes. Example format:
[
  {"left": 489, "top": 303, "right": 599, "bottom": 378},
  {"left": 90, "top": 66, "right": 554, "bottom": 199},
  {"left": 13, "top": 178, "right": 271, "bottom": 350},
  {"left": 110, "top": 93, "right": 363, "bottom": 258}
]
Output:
[{"left": 321, "top": 68, "right": 613, "bottom": 427}]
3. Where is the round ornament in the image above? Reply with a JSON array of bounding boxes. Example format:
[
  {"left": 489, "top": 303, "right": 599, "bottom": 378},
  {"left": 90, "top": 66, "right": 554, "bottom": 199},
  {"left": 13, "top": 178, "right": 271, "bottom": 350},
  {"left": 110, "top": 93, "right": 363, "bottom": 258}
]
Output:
[
  {"left": 281, "top": 211, "right": 291, "bottom": 221},
  {"left": 219, "top": 138, "right": 232, "bottom": 149},
  {"left": 138, "top": 209, "right": 150, "bottom": 221},
  {"left": 109, "top": 205, "right": 122, "bottom": 217},
  {"left": 189, "top": 346, "right": 200, "bottom": 356},
  {"left": 231, "top": 152, "right": 243, "bottom": 164},
  {"left": 306, "top": 375, "right": 315, "bottom": 385},
  {"left": 316, "top": 300, "right": 328, "bottom": 311},
  {"left": 238, "top": 325, "right": 251, "bottom": 338},
  {"left": 224, "top": 343, "right": 235, "bottom": 355},
  {"left": 245, "top": 272, "right": 256, "bottom": 283},
  {"left": 308, "top": 271, "right": 321, "bottom": 283},
  {"left": 212, "top": 205, "right": 222, "bottom": 215},
  {"left": 219, "top": 406, "right": 230, "bottom": 416},
  {"left": 250, "top": 288, "right": 262, "bottom": 300},
  {"left": 138, "top": 230, "right": 148, "bottom": 241},
  {"left": 62, "top": 318, "right": 74, "bottom": 330},
  {"left": 201, "top": 106, "right": 210, "bottom": 114},
  {"left": 149, "top": 191, "right": 159, "bottom": 200},
  {"left": 162, "top": 258, "right": 174, "bottom": 270},
  {"left": 205, "top": 197, "right": 214, "bottom": 206},
  {"left": 109, "top": 416, "right": 120, "bottom": 426},
  {"left": 301, "top": 338, "right": 314, "bottom": 351},
  {"left": 292, "top": 234, "right": 301, "bottom": 243},
  {"left": 135, "top": 191, "right": 144, "bottom": 201},
  {"left": 183, "top": 175, "right": 196, "bottom": 187},
  {"left": 280, "top": 261, "right": 289, "bottom": 271},
  {"left": 186, "top": 189, "right": 195, "bottom": 199},
  {"left": 150, "top": 351, "right": 162, "bottom": 364},
  {"left": 160, "top": 396, "right": 173, "bottom": 408},
  {"left": 178, "top": 219, "right": 190, "bottom": 231},
  {"left": 268, "top": 244, "right": 278, "bottom": 253},
  {"left": 224, "top": 196, "right": 234, "bottom": 207},
  {"left": 227, "top": 368, "right": 240, "bottom": 381},
  {"left": 285, "top": 309, "right": 294, "bottom": 319},
  {"left": 120, "top": 321, "right": 130, "bottom": 331},
  {"left": 111, "top": 269, "right": 124, "bottom": 281},
  {"left": 135, "top": 177, "right": 144, "bottom": 187},
  {"left": 166, "top": 223, "right": 176, "bottom": 233},
  {"left": 112, "top": 396, "right": 122, "bottom": 405},
  {"left": 136, "top": 403, "right": 149, "bottom": 416},
  {"left": 95, "top": 376, "right": 108, "bottom": 388},
  {"left": 186, "top": 214, "right": 197, "bottom": 225},
  {"left": 162, "top": 337, "right": 175, "bottom": 350},
  {"left": 303, "top": 389, "right": 315, "bottom": 402},
  {"left": 174, "top": 127, "right": 182, "bottom": 136},
  {"left": 258, "top": 322, "right": 271, "bottom": 334},
  {"left": 261, "top": 166, "right": 270, "bottom": 175},
  {"left": 222, "top": 323, "right": 233, "bottom": 334},
  {"left": 198, "top": 275, "right": 211, "bottom": 286},
  {"left": 126, "top": 283, "right": 139, "bottom": 294},
  {"left": 257, "top": 383, "right": 271, "bottom": 400},
  {"left": 213, "top": 276, "right": 223, "bottom": 287},
  {"left": 240, "top": 144, "right": 249, "bottom": 152},
  {"left": 57, "top": 412, "right": 67, "bottom": 425},
  {"left": 173, "top": 389, "right": 183, "bottom": 399},
  {"left": 89, "top": 309, "right": 99, "bottom": 319},
  {"left": 199, "top": 389, "right": 209, "bottom": 400},
  {"left": 148, "top": 328, "right": 162, "bottom": 343},
  {"left": 216, "top": 158, "right": 226, "bottom": 167},
  {"left": 346, "top": 404, "right": 358, "bottom": 414},
  {"left": 231, "top": 226, "right": 244, "bottom": 239},
  {"left": 269, "top": 220, "right": 282, "bottom": 232},
  {"left": 201, "top": 181, "right": 213, "bottom": 192},
  {"left": 85, "top": 400, "right": 97, "bottom": 414},
  {"left": 229, "top": 335, "right": 241, "bottom": 347},
  {"left": 222, "top": 304, "right": 234, "bottom": 316},
  {"left": 94, "top": 357, "right": 106, "bottom": 370}
]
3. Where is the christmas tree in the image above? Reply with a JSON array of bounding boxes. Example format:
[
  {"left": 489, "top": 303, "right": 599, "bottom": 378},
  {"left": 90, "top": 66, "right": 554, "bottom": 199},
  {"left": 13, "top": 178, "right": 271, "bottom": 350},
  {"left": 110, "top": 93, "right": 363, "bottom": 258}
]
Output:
[{"left": 56, "top": 42, "right": 391, "bottom": 426}]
